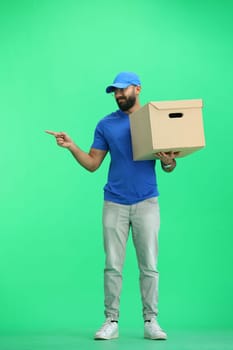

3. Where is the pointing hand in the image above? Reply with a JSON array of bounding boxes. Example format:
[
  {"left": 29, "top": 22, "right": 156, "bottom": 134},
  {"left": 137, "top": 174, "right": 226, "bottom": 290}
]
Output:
[{"left": 45, "top": 130, "right": 74, "bottom": 149}]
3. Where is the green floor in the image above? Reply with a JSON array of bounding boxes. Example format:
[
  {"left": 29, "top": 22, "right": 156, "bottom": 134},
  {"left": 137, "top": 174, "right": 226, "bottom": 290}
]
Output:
[{"left": 0, "top": 330, "right": 232, "bottom": 350}]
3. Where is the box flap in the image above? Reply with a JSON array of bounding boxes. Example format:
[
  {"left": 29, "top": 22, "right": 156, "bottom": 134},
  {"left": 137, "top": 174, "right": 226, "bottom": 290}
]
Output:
[{"left": 149, "top": 99, "right": 203, "bottom": 110}]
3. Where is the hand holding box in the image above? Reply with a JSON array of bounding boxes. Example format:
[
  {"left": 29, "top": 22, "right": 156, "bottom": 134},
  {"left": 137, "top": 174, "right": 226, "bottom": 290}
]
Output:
[{"left": 129, "top": 99, "right": 205, "bottom": 160}]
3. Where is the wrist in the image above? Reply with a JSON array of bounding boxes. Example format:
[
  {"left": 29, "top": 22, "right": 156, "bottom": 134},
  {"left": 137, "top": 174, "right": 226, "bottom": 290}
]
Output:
[
  {"left": 162, "top": 163, "right": 173, "bottom": 169},
  {"left": 68, "top": 142, "right": 76, "bottom": 151},
  {"left": 161, "top": 158, "right": 176, "bottom": 170}
]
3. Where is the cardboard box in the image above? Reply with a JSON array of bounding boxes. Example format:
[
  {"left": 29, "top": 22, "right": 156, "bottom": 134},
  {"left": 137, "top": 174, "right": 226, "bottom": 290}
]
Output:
[{"left": 129, "top": 99, "right": 205, "bottom": 160}]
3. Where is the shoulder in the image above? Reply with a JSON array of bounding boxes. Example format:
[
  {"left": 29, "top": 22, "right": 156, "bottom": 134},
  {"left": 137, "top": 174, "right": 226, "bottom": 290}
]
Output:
[
  {"left": 98, "top": 110, "right": 118, "bottom": 123},
  {"left": 95, "top": 111, "right": 119, "bottom": 129}
]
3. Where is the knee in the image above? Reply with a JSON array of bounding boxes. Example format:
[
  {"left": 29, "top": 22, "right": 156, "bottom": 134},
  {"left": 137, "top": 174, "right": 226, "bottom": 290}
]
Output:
[
  {"left": 139, "top": 267, "right": 159, "bottom": 278},
  {"left": 105, "top": 253, "right": 124, "bottom": 274}
]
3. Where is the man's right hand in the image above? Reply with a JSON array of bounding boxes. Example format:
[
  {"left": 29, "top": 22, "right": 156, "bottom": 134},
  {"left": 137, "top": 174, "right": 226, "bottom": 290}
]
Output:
[
  {"left": 45, "top": 130, "right": 107, "bottom": 172},
  {"left": 45, "top": 130, "right": 74, "bottom": 149}
]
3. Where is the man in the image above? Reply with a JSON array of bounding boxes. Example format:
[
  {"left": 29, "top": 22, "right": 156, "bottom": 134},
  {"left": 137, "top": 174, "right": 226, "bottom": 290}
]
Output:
[{"left": 46, "top": 72, "right": 178, "bottom": 340}]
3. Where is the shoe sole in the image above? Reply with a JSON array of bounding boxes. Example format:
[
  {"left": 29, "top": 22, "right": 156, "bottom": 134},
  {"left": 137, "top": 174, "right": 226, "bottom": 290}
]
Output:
[
  {"left": 94, "top": 333, "right": 119, "bottom": 340},
  {"left": 144, "top": 335, "right": 167, "bottom": 340}
]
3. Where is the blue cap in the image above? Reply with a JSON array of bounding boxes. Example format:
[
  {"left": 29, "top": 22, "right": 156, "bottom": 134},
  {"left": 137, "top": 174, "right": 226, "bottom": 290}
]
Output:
[{"left": 106, "top": 72, "right": 141, "bottom": 93}]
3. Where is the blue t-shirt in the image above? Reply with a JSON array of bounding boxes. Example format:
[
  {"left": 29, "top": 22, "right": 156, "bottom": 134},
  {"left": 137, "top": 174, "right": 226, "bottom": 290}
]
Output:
[{"left": 91, "top": 109, "right": 159, "bottom": 205}]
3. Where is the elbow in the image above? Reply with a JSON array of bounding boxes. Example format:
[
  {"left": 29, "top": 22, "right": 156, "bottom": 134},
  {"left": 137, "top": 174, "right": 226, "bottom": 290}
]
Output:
[
  {"left": 86, "top": 154, "right": 103, "bottom": 172},
  {"left": 88, "top": 167, "right": 97, "bottom": 173},
  {"left": 87, "top": 164, "right": 99, "bottom": 172}
]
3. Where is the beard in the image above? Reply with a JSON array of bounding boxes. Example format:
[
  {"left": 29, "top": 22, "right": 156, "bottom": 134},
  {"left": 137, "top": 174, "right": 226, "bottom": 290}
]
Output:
[{"left": 116, "top": 95, "right": 136, "bottom": 111}]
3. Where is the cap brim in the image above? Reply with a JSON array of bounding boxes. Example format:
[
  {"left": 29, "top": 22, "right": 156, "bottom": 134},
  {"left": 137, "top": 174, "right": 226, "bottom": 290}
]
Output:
[{"left": 105, "top": 83, "right": 130, "bottom": 93}]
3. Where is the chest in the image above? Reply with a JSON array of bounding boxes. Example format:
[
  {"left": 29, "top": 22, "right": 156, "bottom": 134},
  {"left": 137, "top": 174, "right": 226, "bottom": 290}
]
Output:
[{"left": 106, "top": 118, "right": 131, "bottom": 146}]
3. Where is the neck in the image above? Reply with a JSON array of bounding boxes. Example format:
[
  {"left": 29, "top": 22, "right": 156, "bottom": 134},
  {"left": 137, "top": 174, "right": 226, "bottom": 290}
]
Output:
[{"left": 124, "top": 101, "right": 141, "bottom": 115}]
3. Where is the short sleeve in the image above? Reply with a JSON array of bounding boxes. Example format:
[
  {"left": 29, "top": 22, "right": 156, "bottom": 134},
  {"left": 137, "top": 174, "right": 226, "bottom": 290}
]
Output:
[{"left": 91, "top": 122, "right": 109, "bottom": 151}]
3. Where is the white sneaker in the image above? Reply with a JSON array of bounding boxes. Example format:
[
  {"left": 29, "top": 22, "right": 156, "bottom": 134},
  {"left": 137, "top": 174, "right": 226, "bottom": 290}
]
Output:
[
  {"left": 94, "top": 318, "right": 119, "bottom": 340},
  {"left": 144, "top": 318, "right": 167, "bottom": 340}
]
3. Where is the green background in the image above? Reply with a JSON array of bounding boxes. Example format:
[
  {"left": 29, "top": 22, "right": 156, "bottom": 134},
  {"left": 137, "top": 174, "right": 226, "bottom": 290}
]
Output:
[{"left": 0, "top": 0, "right": 232, "bottom": 336}]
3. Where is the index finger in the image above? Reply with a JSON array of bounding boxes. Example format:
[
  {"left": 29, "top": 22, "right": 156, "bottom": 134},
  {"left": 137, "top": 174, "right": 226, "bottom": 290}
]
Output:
[
  {"left": 45, "top": 130, "right": 58, "bottom": 136},
  {"left": 171, "top": 151, "right": 180, "bottom": 157},
  {"left": 157, "top": 152, "right": 167, "bottom": 157},
  {"left": 154, "top": 152, "right": 161, "bottom": 158}
]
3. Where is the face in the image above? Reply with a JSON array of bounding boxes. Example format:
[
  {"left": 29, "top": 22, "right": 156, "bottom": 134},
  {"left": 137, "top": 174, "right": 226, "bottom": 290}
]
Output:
[{"left": 113, "top": 85, "right": 137, "bottom": 111}]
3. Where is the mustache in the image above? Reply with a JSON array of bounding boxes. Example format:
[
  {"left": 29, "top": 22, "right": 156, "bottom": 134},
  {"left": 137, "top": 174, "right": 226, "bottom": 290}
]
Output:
[{"left": 116, "top": 97, "right": 126, "bottom": 102}]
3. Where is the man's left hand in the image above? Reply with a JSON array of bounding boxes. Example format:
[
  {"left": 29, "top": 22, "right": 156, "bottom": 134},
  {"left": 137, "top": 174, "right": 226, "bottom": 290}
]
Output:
[{"left": 155, "top": 151, "right": 180, "bottom": 164}]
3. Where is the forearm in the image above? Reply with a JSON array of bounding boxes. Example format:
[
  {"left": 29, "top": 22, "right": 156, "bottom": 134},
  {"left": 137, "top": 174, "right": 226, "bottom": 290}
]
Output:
[
  {"left": 161, "top": 159, "right": 176, "bottom": 173},
  {"left": 68, "top": 143, "right": 98, "bottom": 172}
]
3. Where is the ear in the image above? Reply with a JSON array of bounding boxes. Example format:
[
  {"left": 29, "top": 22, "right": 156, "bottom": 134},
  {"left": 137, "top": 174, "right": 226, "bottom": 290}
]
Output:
[{"left": 135, "top": 85, "right": 141, "bottom": 95}]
